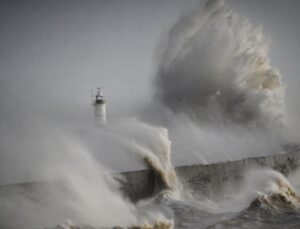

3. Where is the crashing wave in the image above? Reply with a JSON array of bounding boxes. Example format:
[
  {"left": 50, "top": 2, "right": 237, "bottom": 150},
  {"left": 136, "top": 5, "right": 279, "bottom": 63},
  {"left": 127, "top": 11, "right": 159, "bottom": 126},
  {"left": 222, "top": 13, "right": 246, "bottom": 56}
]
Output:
[
  {"left": 249, "top": 179, "right": 300, "bottom": 210},
  {"left": 245, "top": 169, "right": 300, "bottom": 211},
  {"left": 155, "top": 0, "right": 285, "bottom": 127},
  {"left": 126, "top": 120, "right": 183, "bottom": 195}
]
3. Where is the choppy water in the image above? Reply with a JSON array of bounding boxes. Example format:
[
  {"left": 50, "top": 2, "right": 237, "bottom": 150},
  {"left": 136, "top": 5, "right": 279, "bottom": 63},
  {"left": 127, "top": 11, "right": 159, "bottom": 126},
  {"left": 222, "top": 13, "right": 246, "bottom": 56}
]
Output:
[
  {"left": 133, "top": 166, "right": 300, "bottom": 229},
  {"left": 162, "top": 195, "right": 300, "bottom": 229}
]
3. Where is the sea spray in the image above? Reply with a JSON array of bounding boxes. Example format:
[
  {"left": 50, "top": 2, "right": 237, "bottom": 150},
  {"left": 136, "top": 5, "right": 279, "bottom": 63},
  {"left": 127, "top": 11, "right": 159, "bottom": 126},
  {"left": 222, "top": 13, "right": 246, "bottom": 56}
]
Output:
[
  {"left": 198, "top": 168, "right": 300, "bottom": 214},
  {"left": 118, "top": 118, "right": 183, "bottom": 195},
  {"left": 155, "top": 0, "right": 285, "bottom": 127},
  {"left": 142, "top": 0, "right": 286, "bottom": 166},
  {"left": 0, "top": 128, "right": 176, "bottom": 229},
  {"left": 0, "top": 128, "right": 138, "bottom": 229},
  {"left": 189, "top": 169, "right": 300, "bottom": 228},
  {"left": 244, "top": 169, "right": 300, "bottom": 210},
  {"left": 44, "top": 135, "right": 138, "bottom": 227}
]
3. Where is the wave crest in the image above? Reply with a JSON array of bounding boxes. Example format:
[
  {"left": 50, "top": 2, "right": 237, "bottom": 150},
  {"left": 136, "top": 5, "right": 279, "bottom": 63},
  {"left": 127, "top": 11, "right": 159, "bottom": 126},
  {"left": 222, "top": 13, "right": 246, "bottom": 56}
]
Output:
[
  {"left": 247, "top": 169, "right": 300, "bottom": 210},
  {"left": 155, "top": 0, "right": 285, "bottom": 127}
]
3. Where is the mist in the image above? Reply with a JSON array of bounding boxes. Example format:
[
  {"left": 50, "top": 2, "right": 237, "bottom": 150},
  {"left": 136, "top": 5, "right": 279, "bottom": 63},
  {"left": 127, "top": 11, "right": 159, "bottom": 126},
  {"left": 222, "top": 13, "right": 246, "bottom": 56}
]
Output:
[{"left": 0, "top": 123, "right": 138, "bottom": 228}]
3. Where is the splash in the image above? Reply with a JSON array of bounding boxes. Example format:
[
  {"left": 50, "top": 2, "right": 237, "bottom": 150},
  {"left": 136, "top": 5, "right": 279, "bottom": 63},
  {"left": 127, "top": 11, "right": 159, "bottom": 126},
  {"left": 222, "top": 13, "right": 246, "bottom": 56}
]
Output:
[
  {"left": 243, "top": 169, "right": 300, "bottom": 210},
  {"left": 0, "top": 128, "right": 138, "bottom": 229},
  {"left": 0, "top": 128, "right": 176, "bottom": 229},
  {"left": 155, "top": 0, "right": 285, "bottom": 127},
  {"left": 123, "top": 119, "right": 182, "bottom": 195},
  {"left": 202, "top": 169, "right": 300, "bottom": 228},
  {"left": 190, "top": 168, "right": 300, "bottom": 215}
]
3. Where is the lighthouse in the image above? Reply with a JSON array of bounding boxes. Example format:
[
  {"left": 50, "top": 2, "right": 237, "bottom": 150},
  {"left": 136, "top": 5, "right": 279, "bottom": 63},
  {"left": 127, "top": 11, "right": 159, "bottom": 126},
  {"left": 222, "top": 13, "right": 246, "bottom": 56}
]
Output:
[{"left": 93, "top": 87, "right": 107, "bottom": 126}]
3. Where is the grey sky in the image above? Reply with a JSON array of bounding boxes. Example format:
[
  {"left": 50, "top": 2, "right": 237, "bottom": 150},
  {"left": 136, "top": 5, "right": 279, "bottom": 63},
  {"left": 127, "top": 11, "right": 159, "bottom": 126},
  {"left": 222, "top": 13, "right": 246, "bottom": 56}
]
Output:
[
  {"left": 0, "top": 0, "right": 192, "bottom": 123},
  {"left": 1, "top": 0, "right": 299, "bottom": 124}
]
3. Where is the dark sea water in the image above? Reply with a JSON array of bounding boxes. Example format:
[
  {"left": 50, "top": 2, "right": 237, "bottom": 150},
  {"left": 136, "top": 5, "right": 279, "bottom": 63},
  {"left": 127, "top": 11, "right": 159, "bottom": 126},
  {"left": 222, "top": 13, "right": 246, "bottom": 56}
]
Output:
[{"left": 164, "top": 196, "right": 300, "bottom": 229}]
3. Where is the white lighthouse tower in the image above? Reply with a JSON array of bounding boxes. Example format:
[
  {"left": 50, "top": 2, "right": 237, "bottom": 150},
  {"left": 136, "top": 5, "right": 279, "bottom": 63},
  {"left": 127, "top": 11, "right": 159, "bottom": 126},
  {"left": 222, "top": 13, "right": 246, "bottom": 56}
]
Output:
[{"left": 93, "top": 87, "right": 107, "bottom": 126}]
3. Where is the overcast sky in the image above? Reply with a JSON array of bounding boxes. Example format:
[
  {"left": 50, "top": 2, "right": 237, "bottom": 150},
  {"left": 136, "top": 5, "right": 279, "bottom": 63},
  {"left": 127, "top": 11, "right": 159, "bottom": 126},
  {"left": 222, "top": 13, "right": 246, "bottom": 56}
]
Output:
[{"left": 0, "top": 0, "right": 299, "bottom": 123}]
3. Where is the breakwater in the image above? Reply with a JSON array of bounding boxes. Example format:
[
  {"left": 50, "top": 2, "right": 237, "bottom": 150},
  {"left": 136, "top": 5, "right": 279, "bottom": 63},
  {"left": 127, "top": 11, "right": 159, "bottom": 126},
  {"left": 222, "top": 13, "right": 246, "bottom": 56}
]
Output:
[
  {"left": 120, "top": 144, "right": 300, "bottom": 201},
  {"left": 1, "top": 145, "right": 300, "bottom": 202}
]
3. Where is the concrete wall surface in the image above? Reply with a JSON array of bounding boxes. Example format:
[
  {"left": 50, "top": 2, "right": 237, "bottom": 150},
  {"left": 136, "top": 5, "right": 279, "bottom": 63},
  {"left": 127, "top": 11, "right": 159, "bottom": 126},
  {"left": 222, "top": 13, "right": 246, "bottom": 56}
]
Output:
[
  {"left": 121, "top": 146, "right": 300, "bottom": 201},
  {"left": 1, "top": 145, "right": 300, "bottom": 202}
]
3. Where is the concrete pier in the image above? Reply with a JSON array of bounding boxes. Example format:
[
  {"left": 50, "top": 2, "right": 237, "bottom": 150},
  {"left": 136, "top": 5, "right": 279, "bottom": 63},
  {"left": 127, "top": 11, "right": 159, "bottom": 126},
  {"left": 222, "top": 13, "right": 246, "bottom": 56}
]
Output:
[
  {"left": 120, "top": 145, "right": 300, "bottom": 201},
  {"left": 1, "top": 145, "right": 300, "bottom": 202}
]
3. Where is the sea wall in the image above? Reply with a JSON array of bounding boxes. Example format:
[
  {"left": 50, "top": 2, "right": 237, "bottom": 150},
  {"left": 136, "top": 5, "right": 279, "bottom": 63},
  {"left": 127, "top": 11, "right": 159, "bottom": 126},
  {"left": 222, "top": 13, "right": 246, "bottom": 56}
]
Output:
[
  {"left": 116, "top": 169, "right": 155, "bottom": 201},
  {"left": 120, "top": 145, "right": 300, "bottom": 201},
  {"left": 1, "top": 145, "right": 300, "bottom": 202}
]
